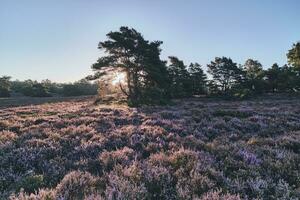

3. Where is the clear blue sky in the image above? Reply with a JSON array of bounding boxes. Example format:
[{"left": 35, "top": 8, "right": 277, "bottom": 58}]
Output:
[{"left": 0, "top": 0, "right": 299, "bottom": 82}]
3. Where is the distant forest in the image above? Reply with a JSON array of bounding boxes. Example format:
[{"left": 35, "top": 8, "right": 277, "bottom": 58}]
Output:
[
  {"left": 1, "top": 27, "right": 300, "bottom": 104},
  {"left": 0, "top": 78, "right": 98, "bottom": 98}
]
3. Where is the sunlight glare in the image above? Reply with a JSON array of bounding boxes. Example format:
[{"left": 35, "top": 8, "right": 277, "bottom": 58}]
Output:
[{"left": 111, "top": 72, "right": 126, "bottom": 85}]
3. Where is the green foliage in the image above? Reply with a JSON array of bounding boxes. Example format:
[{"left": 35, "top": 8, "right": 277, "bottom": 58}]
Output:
[
  {"left": 167, "top": 56, "right": 192, "bottom": 98},
  {"left": 10, "top": 79, "right": 97, "bottom": 97},
  {"left": 243, "top": 59, "right": 265, "bottom": 94},
  {"left": 87, "top": 29, "right": 299, "bottom": 104},
  {"left": 139, "top": 86, "right": 170, "bottom": 105},
  {"left": 62, "top": 79, "right": 98, "bottom": 97},
  {"left": 207, "top": 57, "right": 244, "bottom": 94},
  {"left": 265, "top": 63, "right": 298, "bottom": 92},
  {"left": 188, "top": 62, "right": 207, "bottom": 95},
  {"left": 287, "top": 42, "right": 300, "bottom": 73},
  {"left": 91, "top": 26, "right": 169, "bottom": 106},
  {"left": 0, "top": 76, "right": 11, "bottom": 97},
  {"left": 11, "top": 79, "right": 51, "bottom": 97}
]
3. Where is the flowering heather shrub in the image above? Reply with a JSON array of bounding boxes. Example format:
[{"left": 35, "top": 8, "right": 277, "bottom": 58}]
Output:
[
  {"left": 144, "top": 164, "right": 177, "bottom": 199},
  {"left": 238, "top": 150, "right": 262, "bottom": 166},
  {"left": 10, "top": 189, "right": 56, "bottom": 200},
  {"left": 199, "top": 190, "right": 241, "bottom": 200},
  {"left": 0, "top": 130, "right": 17, "bottom": 146},
  {"left": 1, "top": 97, "right": 300, "bottom": 199},
  {"left": 55, "top": 171, "right": 98, "bottom": 200},
  {"left": 104, "top": 173, "right": 147, "bottom": 199},
  {"left": 99, "top": 147, "right": 135, "bottom": 170}
]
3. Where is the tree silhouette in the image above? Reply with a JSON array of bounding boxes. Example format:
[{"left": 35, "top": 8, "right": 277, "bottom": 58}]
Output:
[
  {"left": 207, "top": 57, "right": 243, "bottom": 94},
  {"left": 287, "top": 42, "right": 300, "bottom": 74},
  {"left": 188, "top": 63, "right": 207, "bottom": 95},
  {"left": 91, "top": 26, "right": 168, "bottom": 105},
  {"left": 243, "top": 59, "right": 264, "bottom": 93},
  {"left": 167, "top": 56, "right": 191, "bottom": 97},
  {"left": 265, "top": 63, "right": 281, "bottom": 92},
  {"left": 287, "top": 42, "right": 300, "bottom": 90},
  {"left": 0, "top": 76, "right": 11, "bottom": 97}
]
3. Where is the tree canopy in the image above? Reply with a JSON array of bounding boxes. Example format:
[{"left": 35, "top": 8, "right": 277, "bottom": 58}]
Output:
[
  {"left": 167, "top": 56, "right": 191, "bottom": 97},
  {"left": 243, "top": 59, "right": 264, "bottom": 93},
  {"left": 0, "top": 76, "right": 11, "bottom": 97},
  {"left": 188, "top": 62, "right": 207, "bottom": 95},
  {"left": 207, "top": 57, "right": 244, "bottom": 94},
  {"left": 287, "top": 42, "right": 300, "bottom": 73},
  {"left": 91, "top": 26, "right": 169, "bottom": 105}
]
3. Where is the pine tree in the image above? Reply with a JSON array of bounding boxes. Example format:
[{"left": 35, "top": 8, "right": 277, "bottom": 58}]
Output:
[
  {"left": 188, "top": 63, "right": 207, "bottom": 95},
  {"left": 243, "top": 59, "right": 264, "bottom": 93},
  {"left": 287, "top": 42, "right": 300, "bottom": 74},
  {"left": 90, "top": 27, "right": 169, "bottom": 105},
  {"left": 167, "top": 56, "right": 192, "bottom": 97},
  {"left": 207, "top": 57, "right": 244, "bottom": 94},
  {"left": 0, "top": 76, "right": 11, "bottom": 97}
]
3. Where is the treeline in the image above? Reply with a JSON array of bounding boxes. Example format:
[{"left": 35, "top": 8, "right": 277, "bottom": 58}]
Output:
[
  {"left": 90, "top": 26, "right": 300, "bottom": 105},
  {"left": 167, "top": 56, "right": 299, "bottom": 99},
  {"left": 0, "top": 78, "right": 98, "bottom": 97}
]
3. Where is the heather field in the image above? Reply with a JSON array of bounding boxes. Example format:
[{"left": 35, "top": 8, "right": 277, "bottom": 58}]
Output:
[{"left": 1, "top": 97, "right": 300, "bottom": 199}]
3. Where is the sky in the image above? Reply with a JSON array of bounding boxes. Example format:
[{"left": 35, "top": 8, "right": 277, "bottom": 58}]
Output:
[{"left": 0, "top": 0, "right": 299, "bottom": 82}]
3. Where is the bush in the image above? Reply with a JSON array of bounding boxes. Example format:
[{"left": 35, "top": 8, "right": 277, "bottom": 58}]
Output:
[
  {"left": 99, "top": 147, "right": 135, "bottom": 171},
  {"left": 104, "top": 173, "right": 147, "bottom": 199},
  {"left": 9, "top": 189, "right": 56, "bottom": 200},
  {"left": 2, "top": 98, "right": 300, "bottom": 199},
  {"left": 55, "top": 171, "right": 98, "bottom": 200}
]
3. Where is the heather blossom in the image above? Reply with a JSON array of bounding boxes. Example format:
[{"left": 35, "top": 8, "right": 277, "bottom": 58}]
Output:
[{"left": 0, "top": 97, "right": 299, "bottom": 199}]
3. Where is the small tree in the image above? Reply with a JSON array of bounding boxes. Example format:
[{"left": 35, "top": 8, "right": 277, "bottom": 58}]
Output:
[
  {"left": 188, "top": 62, "right": 207, "bottom": 95},
  {"left": 264, "top": 63, "right": 281, "bottom": 93},
  {"left": 265, "top": 64, "right": 298, "bottom": 93},
  {"left": 167, "top": 56, "right": 192, "bottom": 97},
  {"left": 90, "top": 26, "right": 169, "bottom": 105},
  {"left": 0, "top": 76, "right": 11, "bottom": 97},
  {"left": 243, "top": 59, "right": 265, "bottom": 93},
  {"left": 279, "top": 65, "right": 299, "bottom": 92},
  {"left": 207, "top": 57, "right": 244, "bottom": 94}
]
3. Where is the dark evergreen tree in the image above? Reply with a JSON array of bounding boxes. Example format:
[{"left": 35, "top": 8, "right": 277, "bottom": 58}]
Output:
[
  {"left": 207, "top": 57, "right": 244, "bottom": 94},
  {"left": 243, "top": 59, "right": 265, "bottom": 93},
  {"left": 188, "top": 63, "right": 207, "bottom": 95},
  {"left": 264, "top": 63, "right": 281, "bottom": 92},
  {"left": 90, "top": 26, "right": 169, "bottom": 105},
  {"left": 287, "top": 42, "right": 300, "bottom": 74},
  {"left": 279, "top": 65, "right": 299, "bottom": 92},
  {"left": 167, "top": 56, "right": 192, "bottom": 97},
  {"left": 0, "top": 76, "right": 11, "bottom": 97},
  {"left": 265, "top": 64, "right": 298, "bottom": 92},
  {"left": 287, "top": 42, "right": 300, "bottom": 90},
  {"left": 14, "top": 79, "right": 51, "bottom": 97}
]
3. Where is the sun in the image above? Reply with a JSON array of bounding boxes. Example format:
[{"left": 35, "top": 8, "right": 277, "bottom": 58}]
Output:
[{"left": 111, "top": 72, "right": 126, "bottom": 85}]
